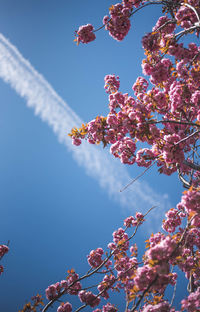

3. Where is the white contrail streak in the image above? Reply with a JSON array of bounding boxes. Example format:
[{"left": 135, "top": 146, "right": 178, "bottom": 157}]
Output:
[{"left": 0, "top": 33, "right": 170, "bottom": 216}]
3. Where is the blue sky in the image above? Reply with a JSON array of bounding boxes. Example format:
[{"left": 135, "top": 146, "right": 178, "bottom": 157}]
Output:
[{"left": 0, "top": 1, "right": 186, "bottom": 311}]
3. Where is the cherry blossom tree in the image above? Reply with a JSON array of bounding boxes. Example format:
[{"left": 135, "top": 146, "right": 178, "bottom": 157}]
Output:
[{"left": 20, "top": 0, "right": 200, "bottom": 311}]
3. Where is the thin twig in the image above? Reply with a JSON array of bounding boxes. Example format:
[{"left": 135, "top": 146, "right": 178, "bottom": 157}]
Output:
[
  {"left": 120, "top": 159, "right": 157, "bottom": 192},
  {"left": 174, "top": 130, "right": 200, "bottom": 146},
  {"left": 146, "top": 119, "right": 200, "bottom": 128},
  {"left": 170, "top": 280, "right": 177, "bottom": 307},
  {"left": 177, "top": 167, "right": 191, "bottom": 189},
  {"left": 175, "top": 25, "right": 200, "bottom": 41},
  {"left": 94, "top": 24, "right": 106, "bottom": 33},
  {"left": 130, "top": 1, "right": 163, "bottom": 18}
]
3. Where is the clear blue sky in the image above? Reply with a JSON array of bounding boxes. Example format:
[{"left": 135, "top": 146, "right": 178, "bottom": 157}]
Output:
[{"left": 0, "top": 1, "right": 186, "bottom": 311}]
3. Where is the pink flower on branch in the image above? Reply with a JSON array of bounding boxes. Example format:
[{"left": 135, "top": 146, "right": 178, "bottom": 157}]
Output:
[
  {"left": 103, "top": 3, "right": 131, "bottom": 41},
  {"left": 78, "top": 290, "right": 101, "bottom": 308},
  {"left": 75, "top": 24, "right": 96, "bottom": 44},
  {"left": 104, "top": 75, "right": 120, "bottom": 94},
  {"left": 57, "top": 302, "right": 72, "bottom": 312},
  {"left": 88, "top": 248, "right": 104, "bottom": 268},
  {"left": 0, "top": 244, "right": 9, "bottom": 258}
]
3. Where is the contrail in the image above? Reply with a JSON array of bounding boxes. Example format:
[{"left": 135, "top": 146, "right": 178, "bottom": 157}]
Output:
[{"left": 0, "top": 33, "right": 170, "bottom": 217}]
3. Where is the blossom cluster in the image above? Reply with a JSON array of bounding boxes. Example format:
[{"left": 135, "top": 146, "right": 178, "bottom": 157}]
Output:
[
  {"left": 79, "top": 290, "right": 101, "bottom": 308},
  {"left": 103, "top": 3, "right": 131, "bottom": 41},
  {"left": 75, "top": 24, "right": 96, "bottom": 44},
  {"left": 45, "top": 271, "right": 82, "bottom": 301},
  {"left": 57, "top": 302, "right": 72, "bottom": 312},
  {"left": 87, "top": 247, "right": 104, "bottom": 268}
]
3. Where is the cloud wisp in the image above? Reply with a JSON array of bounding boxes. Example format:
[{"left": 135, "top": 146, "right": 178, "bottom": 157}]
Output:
[{"left": 0, "top": 33, "right": 170, "bottom": 217}]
